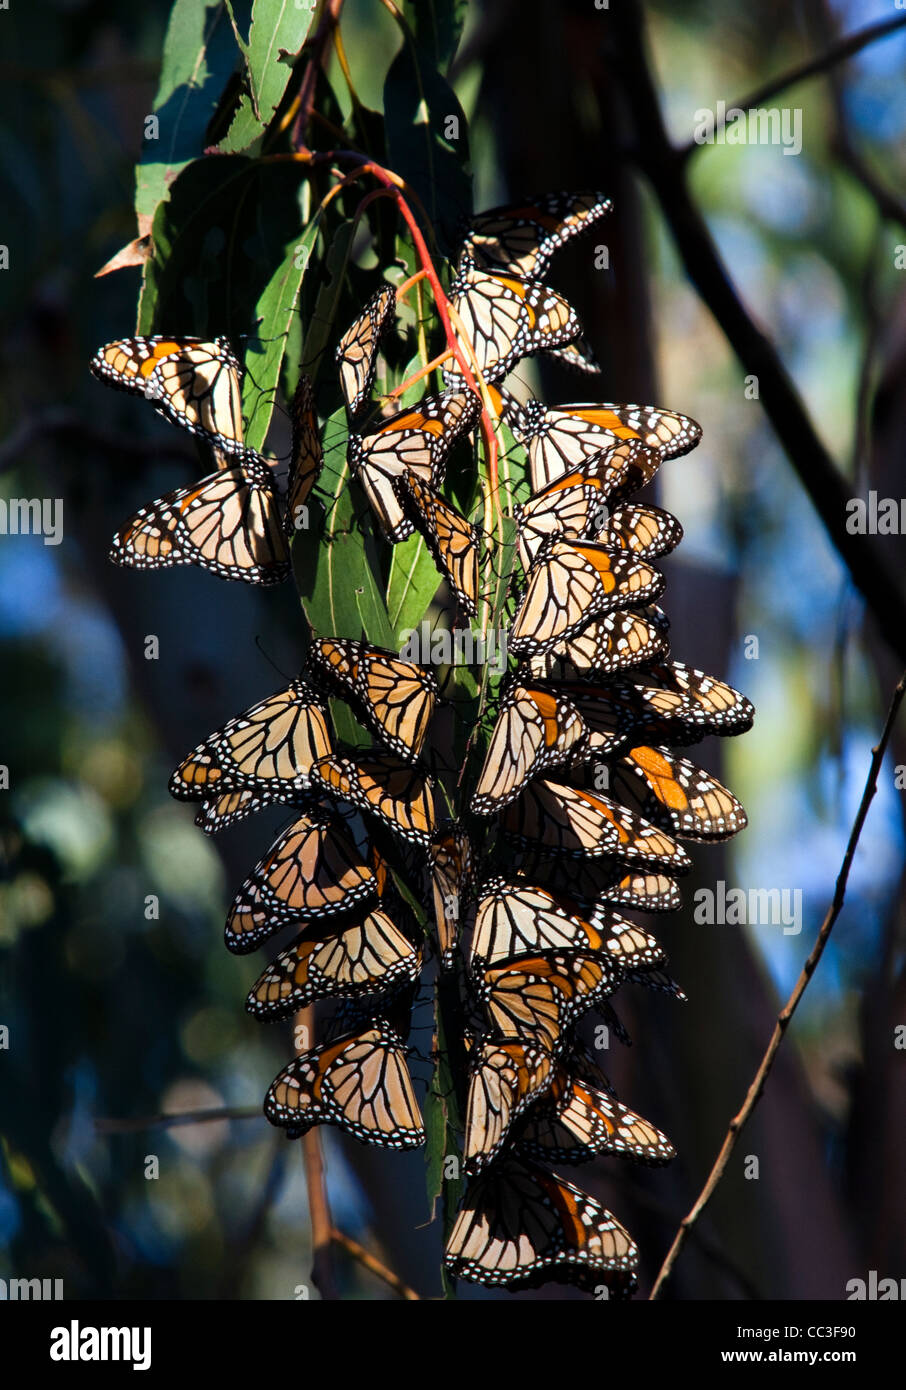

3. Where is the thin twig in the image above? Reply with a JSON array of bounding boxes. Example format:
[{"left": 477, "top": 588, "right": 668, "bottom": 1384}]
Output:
[
  {"left": 0, "top": 410, "right": 197, "bottom": 473},
  {"left": 95, "top": 1106, "right": 259, "bottom": 1134},
  {"left": 679, "top": 14, "right": 906, "bottom": 160},
  {"left": 649, "top": 669, "right": 906, "bottom": 1300},
  {"left": 331, "top": 1228, "right": 421, "bottom": 1299},
  {"left": 296, "top": 1006, "right": 339, "bottom": 1300},
  {"left": 289, "top": 0, "right": 347, "bottom": 150},
  {"left": 610, "top": 0, "right": 906, "bottom": 665},
  {"left": 814, "top": 1, "right": 906, "bottom": 232}
]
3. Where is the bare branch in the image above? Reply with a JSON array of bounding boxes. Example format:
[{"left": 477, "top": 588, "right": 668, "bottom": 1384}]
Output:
[
  {"left": 610, "top": 0, "right": 906, "bottom": 665},
  {"left": 650, "top": 668, "right": 906, "bottom": 1299},
  {"left": 331, "top": 1228, "right": 421, "bottom": 1300},
  {"left": 296, "top": 1006, "right": 340, "bottom": 1299},
  {"left": 680, "top": 14, "right": 906, "bottom": 161},
  {"left": 96, "top": 1106, "right": 259, "bottom": 1134}
]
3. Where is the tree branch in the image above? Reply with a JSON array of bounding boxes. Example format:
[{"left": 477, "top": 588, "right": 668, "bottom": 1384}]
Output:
[
  {"left": 331, "top": 1228, "right": 421, "bottom": 1299},
  {"left": 95, "top": 1105, "right": 259, "bottom": 1134},
  {"left": 679, "top": 14, "right": 906, "bottom": 161},
  {"left": 610, "top": 0, "right": 906, "bottom": 665},
  {"left": 296, "top": 1006, "right": 339, "bottom": 1300},
  {"left": 650, "top": 668, "right": 906, "bottom": 1299}
]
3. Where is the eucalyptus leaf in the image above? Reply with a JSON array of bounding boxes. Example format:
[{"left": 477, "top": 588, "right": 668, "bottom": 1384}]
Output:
[
  {"left": 136, "top": 0, "right": 242, "bottom": 221},
  {"left": 220, "top": 0, "right": 317, "bottom": 152}
]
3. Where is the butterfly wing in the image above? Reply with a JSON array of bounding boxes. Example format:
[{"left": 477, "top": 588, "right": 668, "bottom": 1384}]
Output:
[
  {"left": 518, "top": 1069, "right": 675, "bottom": 1166},
  {"left": 285, "top": 373, "right": 323, "bottom": 537},
  {"left": 463, "top": 1040, "right": 554, "bottom": 1174},
  {"left": 170, "top": 679, "right": 332, "bottom": 802},
  {"left": 312, "top": 753, "right": 437, "bottom": 846},
  {"left": 247, "top": 910, "right": 420, "bottom": 1017},
  {"left": 336, "top": 286, "right": 397, "bottom": 415},
  {"left": 429, "top": 826, "right": 474, "bottom": 967},
  {"left": 91, "top": 335, "right": 245, "bottom": 455},
  {"left": 458, "top": 192, "right": 612, "bottom": 279},
  {"left": 394, "top": 472, "right": 480, "bottom": 617},
  {"left": 308, "top": 638, "right": 438, "bottom": 761},
  {"left": 510, "top": 540, "right": 664, "bottom": 656},
  {"left": 224, "top": 815, "right": 377, "bottom": 953},
  {"left": 111, "top": 458, "right": 290, "bottom": 585},
  {"left": 264, "top": 1023, "right": 425, "bottom": 1148},
  {"left": 499, "top": 778, "right": 692, "bottom": 873},
  {"left": 471, "top": 685, "right": 586, "bottom": 815},
  {"left": 444, "top": 1156, "right": 638, "bottom": 1293},
  {"left": 349, "top": 389, "right": 480, "bottom": 541},
  {"left": 445, "top": 270, "right": 581, "bottom": 384}
]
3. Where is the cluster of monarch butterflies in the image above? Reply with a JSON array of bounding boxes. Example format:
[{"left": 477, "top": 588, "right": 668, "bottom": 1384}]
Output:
[{"left": 92, "top": 189, "right": 752, "bottom": 1298}]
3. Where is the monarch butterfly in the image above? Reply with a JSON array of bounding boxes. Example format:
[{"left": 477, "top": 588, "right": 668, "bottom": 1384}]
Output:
[
  {"left": 603, "top": 503, "right": 684, "bottom": 559},
  {"left": 515, "top": 467, "right": 617, "bottom": 570},
  {"left": 625, "top": 661, "right": 755, "bottom": 739},
  {"left": 499, "top": 778, "right": 692, "bottom": 873},
  {"left": 264, "top": 1022, "right": 425, "bottom": 1149},
  {"left": 478, "top": 951, "right": 621, "bottom": 1054},
  {"left": 521, "top": 607, "right": 670, "bottom": 681},
  {"left": 444, "top": 269, "right": 581, "bottom": 386},
  {"left": 312, "top": 753, "right": 437, "bottom": 846},
  {"left": 336, "top": 285, "right": 397, "bottom": 416},
  {"left": 90, "top": 335, "right": 247, "bottom": 456},
  {"left": 468, "top": 878, "right": 665, "bottom": 972},
  {"left": 444, "top": 1157, "right": 638, "bottom": 1294},
  {"left": 246, "top": 910, "right": 420, "bottom": 1018},
  {"left": 463, "top": 1039, "right": 554, "bottom": 1175},
  {"left": 628, "top": 966, "right": 687, "bottom": 1001},
  {"left": 348, "top": 389, "right": 480, "bottom": 542},
  {"left": 470, "top": 684, "right": 586, "bottom": 815},
  {"left": 307, "top": 638, "right": 437, "bottom": 762},
  {"left": 284, "top": 374, "right": 322, "bottom": 538},
  {"left": 224, "top": 815, "right": 377, "bottom": 954},
  {"left": 545, "top": 336, "right": 601, "bottom": 376},
  {"left": 517, "top": 487, "right": 681, "bottom": 573},
  {"left": 394, "top": 472, "right": 479, "bottom": 617},
  {"left": 194, "top": 788, "right": 262, "bottom": 834},
  {"left": 517, "top": 1067, "right": 675, "bottom": 1166},
  {"left": 169, "top": 680, "right": 332, "bottom": 804},
  {"left": 519, "top": 681, "right": 639, "bottom": 759},
  {"left": 512, "top": 398, "right": 702, "bottom": 492},
  {"left": 457, "top": 192, "right": 612, "bottom": 280},
  {"left": 596, "top": 744, "right": 747, "bottom": 841},
  {"left": 509, "top": 540, "right": 664, "bottom": 658},
  {"left": 511, "top": 857, "right": 684, "bottom": 915},
  {"left": 429, "top": 826, "right": 474, "bottom": 967},
  {"left": 110, "top": 457, "right": 290, "bottom": 586}
]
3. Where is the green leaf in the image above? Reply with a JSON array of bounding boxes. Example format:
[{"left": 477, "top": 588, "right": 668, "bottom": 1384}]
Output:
[
  {"left": 137, "top": 156, "right": 307, "bottom": 344},
  {"left": 425, "top": 978, "right": 463, "bottom": 1218},
  {"left": 386, "top": 534, "right": 441, "bottom": 647},
  {"left": 242, "top": 183, "right": 318, "bottom": 451},
  {"left": 402, "top": 0, "right": 467, "bottom": 71},
  {"left": 136, "top": 0, "right": 242, "bottom": 221},
  {"left": 296, "top": 407, "right": 364, "bottom": 644},
  {"left": 355, "top": 548, "right": 397, "bottom": 651},
  {"left": 383, "top": 28, "right": 471, "bottom": 255},
  {"left": 220, "top": 0, "right": 317, "bottom": 152},
  {"left": 299, "top": 220, "right": 357, "bottom": 382}
]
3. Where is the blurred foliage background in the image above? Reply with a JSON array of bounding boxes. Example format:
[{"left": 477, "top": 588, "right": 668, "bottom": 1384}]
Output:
[{"left": 1, "top": 0, "right": 905, "bottom": 1300}]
